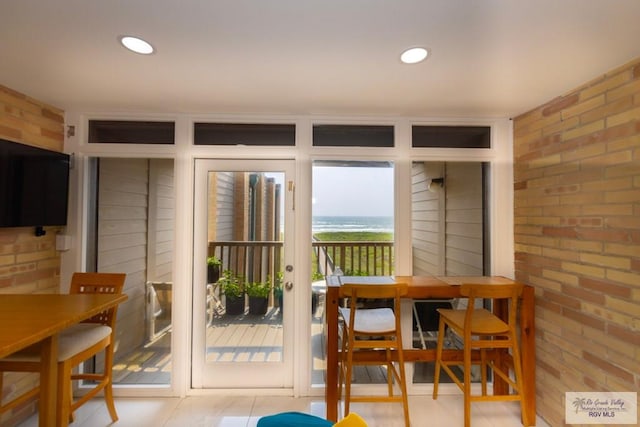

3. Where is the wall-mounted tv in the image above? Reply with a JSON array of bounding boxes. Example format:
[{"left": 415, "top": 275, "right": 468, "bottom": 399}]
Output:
[{"left": 0, "top": 138, "right": 70, "bottom": 229}]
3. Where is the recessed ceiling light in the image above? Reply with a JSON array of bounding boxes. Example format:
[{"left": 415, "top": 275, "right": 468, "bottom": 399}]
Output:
[
  {"left": 119, "top": 36, "right": 155, "bottom": 55},
  {"left": 400, "top": 47, "right": 429, "bottom": 64}
]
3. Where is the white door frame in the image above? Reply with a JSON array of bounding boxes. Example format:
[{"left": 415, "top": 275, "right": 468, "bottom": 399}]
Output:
[{"left": 192, "top": 158, "right": 296, "bottom": 389}]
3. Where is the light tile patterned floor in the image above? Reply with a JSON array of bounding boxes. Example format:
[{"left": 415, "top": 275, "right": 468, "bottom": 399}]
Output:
[
  {"left": 25, "top": 296, "right": 545, "bottom": 426},
  {"left": 19, "top": 395, "right": 550, "bottom": 427}
]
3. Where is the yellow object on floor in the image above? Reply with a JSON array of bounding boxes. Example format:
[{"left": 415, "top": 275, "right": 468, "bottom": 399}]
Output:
[
  {"left": 334, "top": 412, "right": 368, "bottom": 426},
  {"left": 256, "top": 410, "right": 368, "bottom": 426}
]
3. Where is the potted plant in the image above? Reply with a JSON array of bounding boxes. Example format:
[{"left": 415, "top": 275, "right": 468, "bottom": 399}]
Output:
[
  {"left": 246, "top": 280, "right": 271, "bottom": 315},
  {"left": 219, "top": 270, "right": 245, "bottom": 315},
  {"left": 206, "top": 256, "right": 221, "bottom": 283}
]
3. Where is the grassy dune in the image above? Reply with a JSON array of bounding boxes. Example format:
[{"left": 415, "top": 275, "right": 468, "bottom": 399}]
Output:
[
  {"left": 312, "top": 231, "right": 394, "bottom": 277},
  {"left": 313, "top": 231, "right": 393, "bottom": 241}
]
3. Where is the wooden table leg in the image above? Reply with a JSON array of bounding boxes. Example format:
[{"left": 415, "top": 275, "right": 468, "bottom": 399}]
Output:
[
  {"left": 491, "top": 288, "right": 536, "bottom": 426},
  {"left": 492, "top": 299, "right": 510, "bottom": 395},
  {"left": 520, "top": 286, "right": 536, "bottom": 426},
  {"left": 325, "top": 287, "right": 339, "bottom": 422},
  {"left": 39, "top": 335, "right": 58, "bottom": 427}
]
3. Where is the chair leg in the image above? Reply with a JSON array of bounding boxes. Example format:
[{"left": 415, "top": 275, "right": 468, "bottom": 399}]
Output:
[
  {"left": 104, "top": 363, "right": 118, "bottom": 423},
  {"left": 480, "top": 348, "right": 487, "bottom": 396},
  {"left": 68, "top": 380, "right": 74, "bottom": 423},
  {"left": 0, "top": 370, "right": 7, "bottom": 416},
  {"left": 396, "top": 349, "right": 410, "bottom": 427},
  {"left": 344, "top": 339, "right": 354, "bottom": 416},
  {"left": 104, "top": 345, "right": 119, "bottom": 422},
  {"left": 337, "top": 360, "right": 343, "bottom": 400},
  {"left": 0, "top": 371, "right": 4, "bottom": 410},
  {"left": 104, "top": 381, "right": 118, "bottom": 422},
  {"left": 463, "top": 341, "right": 472, "bottom": 427},
  {"left": 386, "top": 348, "right": 394, "bottom": 397},
  {"left": 338, "top": 325, "right": 347, "bottom": 400},
  {"left": 432, "top": 318, "right": 445, "bottom": 399}
]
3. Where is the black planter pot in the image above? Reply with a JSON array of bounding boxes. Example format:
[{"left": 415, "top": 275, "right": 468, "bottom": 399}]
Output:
[
  {"left": 311, "top": 292, "right": 319, "bottom": 314},
  {"left": 225, "top": 296, "right": 245, "bottom": 315},
  {"left": 207, "top": 265, "right": 220, "bottom": 283},
  {"left": 248, "top": 296, "right": 268, "bottom": 315}
]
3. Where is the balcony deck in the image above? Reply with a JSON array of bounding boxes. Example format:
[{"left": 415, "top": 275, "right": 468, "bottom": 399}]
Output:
[
  {"left": 113, "top": 240, "right": 446, "bottom": 386},
  {"left": 112, "top": 293, "right": 453, "bottom": 386}
]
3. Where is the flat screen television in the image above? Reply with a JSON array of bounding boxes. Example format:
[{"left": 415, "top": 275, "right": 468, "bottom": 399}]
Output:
[{"left": 0, "top": 138, "right": 70, "bottom": 229}]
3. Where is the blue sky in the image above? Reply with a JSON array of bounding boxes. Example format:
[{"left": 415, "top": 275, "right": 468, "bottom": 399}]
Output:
[{"left": 312, "top": 166, "right": 394, "bottom": 217}]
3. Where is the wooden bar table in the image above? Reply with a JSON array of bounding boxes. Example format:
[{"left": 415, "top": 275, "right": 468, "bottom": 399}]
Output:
[
  {"left": 324, "top": 275, "right": 535, "bottom": 426},
  {"left": 0, "top": 293, "right": 128, "bottom": 427}
]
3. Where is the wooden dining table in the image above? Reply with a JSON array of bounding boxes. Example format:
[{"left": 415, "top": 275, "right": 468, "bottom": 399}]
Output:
[
  {"left": 325, "top": 275, "right": 535, "bottom": 426},
  {"left": 0, "top": 293, "right": 128, "bottom": 427}
]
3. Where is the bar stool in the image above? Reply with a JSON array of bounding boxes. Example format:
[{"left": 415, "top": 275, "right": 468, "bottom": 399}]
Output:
[
  {"left": 338, "top": 282, "right": 410, "bottom": 427},
  {"left": 432, "top": 283, "right": 525, "bottom": 427}
]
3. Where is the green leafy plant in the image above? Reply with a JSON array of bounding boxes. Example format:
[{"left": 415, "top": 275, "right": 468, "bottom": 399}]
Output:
[
  {"left": 207, "top": 256, "right": 221, "bottom": 267},
  {"left": 246, "top": 280, "right": 271, "bottom": 298},
  {"left": 219, "top": 270, "right": 244, "bottom": 300}
]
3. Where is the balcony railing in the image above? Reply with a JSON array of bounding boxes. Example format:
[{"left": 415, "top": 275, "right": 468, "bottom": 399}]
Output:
[
  {"left": 208, "top": 241, "right": 283, "bottom": 285},
  {"left": 312, "top": 240, "right": 394, "bottom": 276},
  {"left": 208, "top": 240, "right": 394, "bottom": 282}
]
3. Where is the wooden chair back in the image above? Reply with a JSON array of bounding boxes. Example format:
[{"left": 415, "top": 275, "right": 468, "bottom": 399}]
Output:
[
  {"left": 70, "top": 272, "right": 126, "bottom": 327},
  {"left": 340, "top": 282, "right": 408, "bottom": 300},
  {"left": 460, "top": 283, "right": 523, "bottom": 332}
]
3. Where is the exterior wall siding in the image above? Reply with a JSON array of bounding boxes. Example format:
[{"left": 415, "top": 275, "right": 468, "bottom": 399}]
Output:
[
  {"left": 513, "top": 58, "right": 640, "bottom": 427},
  {"left": 210, "top": 171, "right": 235, "bottom": 242},
  {"left": 411, "top": 161, "right": 483, "bottom": 277},
  {"left": 98, "top": 158, "right": 148, "bottom": 362},
  {"left": 411, "top": 161, "right": 444, "bottom": 275},
  {"left": 444, "top": 162, "right": 483, "bottom": 276},
  {"left": 148, "top": 159, "right": 175, "bottom": 282}
]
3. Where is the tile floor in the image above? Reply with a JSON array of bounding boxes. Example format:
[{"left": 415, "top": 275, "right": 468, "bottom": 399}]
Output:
[{"left": 19, "top": 395, "right": 550, "bottom": 427}]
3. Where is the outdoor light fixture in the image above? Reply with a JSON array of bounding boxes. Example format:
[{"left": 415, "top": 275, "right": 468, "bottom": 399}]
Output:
[
  {"left": 119, "top": 36, "right": 155, "bottom": 55},
  {"left": 427, "top": 177, "right": 444, "bottom": 192},
  {"left": 400, "top": 47, "right": 429, "bottom": 64}
]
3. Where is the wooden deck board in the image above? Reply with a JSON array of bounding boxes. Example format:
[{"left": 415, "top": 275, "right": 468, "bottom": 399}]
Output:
[
  {"left": 113, "top": 299, "right": 451, "bottom": 385},
  {"left": 205, "top": 307, "right": 283, "bottom": 362}
]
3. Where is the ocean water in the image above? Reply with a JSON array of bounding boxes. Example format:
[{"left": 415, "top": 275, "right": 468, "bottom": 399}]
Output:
[{"left": 312, "top": 215, "right": 393, "bottom": 233}]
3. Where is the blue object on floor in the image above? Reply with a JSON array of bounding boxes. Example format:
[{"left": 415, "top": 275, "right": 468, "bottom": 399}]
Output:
[{"left": 257, "top": 411, "right": 333, "bottom": 427}]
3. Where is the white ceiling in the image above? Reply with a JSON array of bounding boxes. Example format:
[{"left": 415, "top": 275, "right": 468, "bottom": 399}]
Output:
[{"left": 2, "top": 0, "right": 640, "bottom": 118}]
